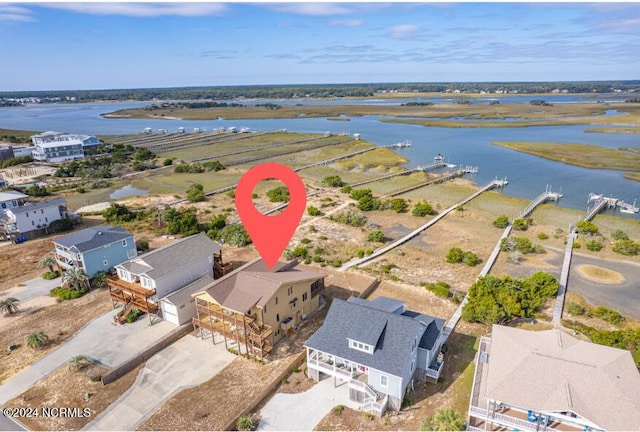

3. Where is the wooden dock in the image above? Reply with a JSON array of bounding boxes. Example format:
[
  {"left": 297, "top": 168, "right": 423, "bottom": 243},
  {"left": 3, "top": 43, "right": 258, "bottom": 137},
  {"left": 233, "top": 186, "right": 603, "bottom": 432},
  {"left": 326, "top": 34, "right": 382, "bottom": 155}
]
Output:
[{"left": 339, "top": 179, "right": 506, "bottom": 271}]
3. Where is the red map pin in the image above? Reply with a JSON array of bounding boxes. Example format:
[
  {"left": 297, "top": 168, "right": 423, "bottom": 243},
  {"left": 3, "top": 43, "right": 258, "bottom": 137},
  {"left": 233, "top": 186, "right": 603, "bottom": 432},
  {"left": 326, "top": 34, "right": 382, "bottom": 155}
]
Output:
[{"left": 235, "top": 163, "right": 307, "bottom": 271}]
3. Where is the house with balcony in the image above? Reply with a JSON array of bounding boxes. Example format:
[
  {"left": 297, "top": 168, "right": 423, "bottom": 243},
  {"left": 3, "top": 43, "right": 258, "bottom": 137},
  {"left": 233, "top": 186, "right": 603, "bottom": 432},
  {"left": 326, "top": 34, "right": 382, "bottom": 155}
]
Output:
[
  {"left": 305, "top": 296, "right": 446, "bottom": 416},
  {"left": 31, "top": 131, "right": 91, "bottom": 163},
  {"left": 0, "top": 197, "right": 71, "bottom": 241},
  {"left": 192, "top": 257, "right": 326, "bottom": 360},
  {"left": 467, "top": 325, "right": 640, "bottom": 431},
  {"left": 107, "top": 233, "right": 225, "bottom": 324},
  {"left": 0, "top": 190, "right": 28, "bottom": 212},
  {"left": 53, "top": 225, "right": 137, "bottom": 278}
]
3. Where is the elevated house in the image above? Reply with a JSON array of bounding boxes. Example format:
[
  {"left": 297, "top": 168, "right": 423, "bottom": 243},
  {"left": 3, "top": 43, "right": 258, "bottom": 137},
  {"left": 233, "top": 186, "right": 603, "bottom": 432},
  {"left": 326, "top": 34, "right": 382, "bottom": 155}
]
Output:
[
  {"left": 305, "top": 296, "right": 446, "bottom": 416},
  {"left": 468, "top": 325, "right": 640, "bottom": 431},
  {"left": 53, "top": 225, "right": 137, "bottom": 278},
  {"left": 30, "top": 131, "right": 99, "bottom": 163},
  {"left": 0, "top": 197, "right": 73, "bottom": 241},
  {"left": 192, "top": 258, "right": 326, "bottom": 360},
  {"left": 107, "top": 233, "right": 228, "bottom": 324},
  {"left": 0, "top": 190, "right": 28, "bottom": 211}
]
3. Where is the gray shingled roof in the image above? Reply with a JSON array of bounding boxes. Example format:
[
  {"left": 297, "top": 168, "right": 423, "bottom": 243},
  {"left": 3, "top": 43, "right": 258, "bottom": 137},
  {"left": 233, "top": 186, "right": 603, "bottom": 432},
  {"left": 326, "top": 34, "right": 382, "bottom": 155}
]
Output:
[
  {"left": 9, "top": 198, "right": 66, "bottom": 214},
  {"left": 162, "top": 275, "right": 214, "bottom": 306},
  {"left": 401, "top": 311, "right": 445, "bottom": 350},
  {"left": 0, "top": 190, "right": 29, "bottom": 202},
  {"left": 305, "top": 297, "right": 433, "bottom": 378},
  {"left": 119, "top": 233, "right": 221, "bottom": 280},
  {"left": 53, "top": 225, "right": 132, "bottom": 253}
]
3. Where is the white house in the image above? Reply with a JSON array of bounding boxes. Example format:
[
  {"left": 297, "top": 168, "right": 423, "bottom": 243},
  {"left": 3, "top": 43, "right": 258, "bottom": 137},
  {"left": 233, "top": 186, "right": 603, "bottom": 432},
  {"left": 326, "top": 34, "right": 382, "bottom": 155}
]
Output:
[
  {"left": 160, "top": 275, "right": 214, "bottom": 325},
  {"left": 0, "top": 190, "right": 29, "bottom": 212},
  {"left": 10, "top": 146, "right": 34, "bottom": 158},
  {"left": 467, "top": 325, "right": 640, "bottom": 431},
  {"left": 0, "top": 198, "right": 69, "bottom": 240},
  {"left": 30, "top": 131, "right": 99, "bottom": 163},
  {"left": 305, "top": 296, "right": 446, "bottom": 416},
  {"left": 107, "top": 233, "right": 224, "bottom": 322}
]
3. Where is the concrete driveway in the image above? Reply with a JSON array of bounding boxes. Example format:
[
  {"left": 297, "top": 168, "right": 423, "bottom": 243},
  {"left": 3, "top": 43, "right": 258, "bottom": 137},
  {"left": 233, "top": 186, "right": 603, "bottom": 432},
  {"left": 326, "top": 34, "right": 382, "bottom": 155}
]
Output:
[
  {"left": 85, "top": 335, "right": 235, "bottom": 431},
  {"left": 258, "top": 378, "right": 360, "bottom": 431},
  {"left": 0, "top": 275, "right": 61, "bottom": 302},
  {"left": 0, "top": 310, "right": 175, "bottom": 405}
]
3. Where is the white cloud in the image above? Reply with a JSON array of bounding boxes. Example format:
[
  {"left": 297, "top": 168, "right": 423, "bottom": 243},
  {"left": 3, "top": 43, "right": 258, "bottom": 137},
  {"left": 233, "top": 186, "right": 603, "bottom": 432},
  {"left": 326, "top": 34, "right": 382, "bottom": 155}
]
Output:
[
  {"left": 268, "top": 3, "right": 352, "bottom": 17},
  {"left": 41, "top": 3, "right": 228, "bottom": 18},
  {"left": 386, "top": 24, "right": 419, "bottom": 40},
  {"left": 328, "top": 19, "right": 364, "bottom": 27},
  {"left": 0, "top": 4, "right": 35, "bottom": 22}
]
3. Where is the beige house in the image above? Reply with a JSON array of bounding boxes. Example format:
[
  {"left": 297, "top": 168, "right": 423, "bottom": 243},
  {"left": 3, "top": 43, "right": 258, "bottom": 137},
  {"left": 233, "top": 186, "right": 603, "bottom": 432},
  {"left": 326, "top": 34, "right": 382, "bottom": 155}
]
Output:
[
  {"left": 468, "top": 325, "right": 640, "bottom": 431},
  {"left": 192, "top": 258, "right": 325, "bottom": 360}
]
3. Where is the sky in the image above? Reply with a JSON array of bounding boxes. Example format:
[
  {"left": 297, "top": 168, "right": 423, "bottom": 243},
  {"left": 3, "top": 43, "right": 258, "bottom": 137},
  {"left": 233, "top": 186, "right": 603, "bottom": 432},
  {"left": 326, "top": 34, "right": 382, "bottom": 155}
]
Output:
[{"left": 1, "top": 2, "right": 639, "bottom": 91}]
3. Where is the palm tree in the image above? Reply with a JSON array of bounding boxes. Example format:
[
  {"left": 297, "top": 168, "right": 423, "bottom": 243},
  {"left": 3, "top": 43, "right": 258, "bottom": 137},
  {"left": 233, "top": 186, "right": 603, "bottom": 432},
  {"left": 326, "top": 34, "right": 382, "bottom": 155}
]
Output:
[
  {"left": 62, "top": 267, "right": 89, "bottom": 292},
  {"left": 429, "top": 408, "right": 465, "bottom": 431},
  {"left": 26, "top": 331, "right": 49, "bottom": 349},
  {"left": 39, "top": 254, "right": 57, "bottom": 274},
  {"left": 0, "top": 297, "right": 20, "bottom": 316}
]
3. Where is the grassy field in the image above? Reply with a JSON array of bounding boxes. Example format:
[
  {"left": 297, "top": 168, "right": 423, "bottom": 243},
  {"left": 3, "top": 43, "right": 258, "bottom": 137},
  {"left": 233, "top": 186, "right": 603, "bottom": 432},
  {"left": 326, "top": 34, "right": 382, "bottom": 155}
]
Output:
[
  {"left": 103, "top": 102, "right": 640, "bottom": 125},
  {"left": 492, "top": 141, "right": 640, "bottom": 172},
  {"left": 586, "top": 127, "right": 640, "bottom": 134}
]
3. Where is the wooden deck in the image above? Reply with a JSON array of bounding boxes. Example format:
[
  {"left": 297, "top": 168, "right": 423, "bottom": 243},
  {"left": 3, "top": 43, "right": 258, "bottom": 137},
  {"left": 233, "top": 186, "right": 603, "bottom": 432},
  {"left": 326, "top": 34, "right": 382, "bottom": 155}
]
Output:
[{"left": 108, "top": 276, "right": 158, "bottom": 313}]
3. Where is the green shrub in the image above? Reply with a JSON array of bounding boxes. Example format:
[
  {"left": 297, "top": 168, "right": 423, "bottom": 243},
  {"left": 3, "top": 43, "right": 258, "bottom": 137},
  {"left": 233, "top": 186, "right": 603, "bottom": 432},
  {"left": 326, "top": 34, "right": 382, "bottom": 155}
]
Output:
[
  {"left": 422, "top": 281, "right": 451, "bottom": 298},
  {"left": 163, "top": 158, "right": 173, "bottom": 166},
  {"left": 567, "top": 302, "right": 586, "bottom": 316},
  {"left": 340, "top": 185, "right": 352, "bottom": 194},
  {"left": 349, "top": 188, "right": 373, "bottom": 201},
  {"left": 492, "top": 215, "right": 509, "bottom": 229},
  {"left": 125, "top": 309, "right": 140, "bottom": 323},
  {"left": 91, "top": 271, "right": 108, "bottom": 289},
  {"left": 512, "top": 218, "right": 530, "bottom": 231},
  {"left": 500, "top": 237, "right": 536, "bottom": 254},
  {"left": 329, "top": 210, "right": 367, "bottom": 227},
  {"left": 51, "top": 286, "right": 87, "bottom": 300},
  {"left": 236, "top": 414, "right": 254, "bottom": 431},
  {"left": 365, "top": 249, "right": 374, "bottom": 256},
  {"left": 593, "top": 306, "right": 624, "bottom": 325},
  {"left": 267, "top": 186, "right": 290, "bottom": 203},
  {"left": 367, "top": 230, "right": 385, "bottom": 243},
  {"left": 300, "top": 238, "right": 312, "bottom": 244},
  {"left": 537, "top": 232, "right": 549, "bottom": 240},
  {"left": 332, "top": 405, "right": 345, "bottom": 415},
  {"left": 291, "top": 247, "right": 308, "bottom": 259},
  {"left": 387, "top": 198, "right": 408, "bottom": 213},
  {"left": 446, "top": 247, "right": 464, "bottom": 264},
  {"left": 307, "top": 206, "right": 321, "bottom": 216},
  {"left": 42, "top": 271, "right": 60, "bottom": 280},
  {"left": 186, "top": 183, "right": 205, "bottom": 203},
  {"left": 136, "top": 238, "right": 150, "bottom": 253},
  {"left": 586, "top": 240, "right": 603, "bottom": 251},
  {"left": 612, "top": 239, "right": 639, "bottom": 256},
  {"left": 218, "top": 225, "right": 252, "bottom": 246},
  {"left": 357, "top": 249, "right": 365, "bottom": 258},
  {"left": 611, "top": 229, "right": 629, "bottom": 241},
  {"left": 329, "top": 258, "right": 343, "bottom": 268},
  {"left": 227, "top": 190, "right": 235, "bottom": 198},
  {"left": 413, "top": 201, "right": 436, "bottom": 217},
  {"left": 312, "top": 255, "right": 324, "bottom": 263},
  {"left": 576, "top": 221, "right": 599, "bottom": 235},
  {"left": 75, "top": 186, "right": 86, "bottom": 193},
  {"left": 462, "top": 251, "right": 478, "bottom": 266},
  {"left": 322, "top": 175, "right": 345, "bottom": 187}
]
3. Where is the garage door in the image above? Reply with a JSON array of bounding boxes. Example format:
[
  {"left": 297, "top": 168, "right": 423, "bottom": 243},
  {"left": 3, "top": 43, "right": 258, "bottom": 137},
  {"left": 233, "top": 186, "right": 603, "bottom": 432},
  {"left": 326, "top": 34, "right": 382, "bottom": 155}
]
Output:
[{"left": 161, "top": 302, "right": 180, "bottom": 326}]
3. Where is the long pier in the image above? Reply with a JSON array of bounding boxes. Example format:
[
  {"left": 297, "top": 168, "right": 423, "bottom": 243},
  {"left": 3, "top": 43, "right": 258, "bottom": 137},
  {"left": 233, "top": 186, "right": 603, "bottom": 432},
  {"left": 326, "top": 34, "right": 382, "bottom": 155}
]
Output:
[
  {"left": 347, "top": 156, "right": 450, "bottom": 189},
  {"left": 441, "top": 187, "right": 562, "bottom": 341},
  {"left": 339, "top": 179, "right": 508, "bottom": 271},
  {"left": 382, "top": 167, "right": 477, "bottom": 198}
]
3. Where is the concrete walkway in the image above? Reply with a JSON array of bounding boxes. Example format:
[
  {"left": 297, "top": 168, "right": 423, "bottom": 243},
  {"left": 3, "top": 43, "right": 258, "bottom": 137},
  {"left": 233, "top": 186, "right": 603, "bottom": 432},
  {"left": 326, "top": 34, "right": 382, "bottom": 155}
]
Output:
[
  {"left": 85, "top": 335, "right": 235, "bottom": 431},
  {"left": 0, "top": 310, "right": 175, "bottom": 405},
  {"left": 258, "top": 378, "right": 360, "bottom": 431}
]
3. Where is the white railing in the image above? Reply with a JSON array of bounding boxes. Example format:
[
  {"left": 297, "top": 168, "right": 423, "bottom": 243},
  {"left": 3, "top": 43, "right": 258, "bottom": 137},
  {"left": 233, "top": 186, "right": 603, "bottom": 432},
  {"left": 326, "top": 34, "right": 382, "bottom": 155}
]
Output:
[
  {"left": 426, "top": 361, "right": 444, "bottom": 379},
  {"left": 313, "top": 360, "right": 352, "bottom": 379},
  {"left": 468, "top": 406, "right": 559, "bottom": 432}
]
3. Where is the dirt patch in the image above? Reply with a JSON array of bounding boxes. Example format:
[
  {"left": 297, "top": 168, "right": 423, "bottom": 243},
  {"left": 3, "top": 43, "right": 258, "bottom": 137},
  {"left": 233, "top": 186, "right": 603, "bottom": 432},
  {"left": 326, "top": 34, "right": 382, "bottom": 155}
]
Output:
[
  {"left": 276, "top": 362, "right": 316, "bottom": 394},
  {"left": 0, "top": 287, "right": 112, "bottom": 385},
  {"left": 0, "top": 296, "right": 57, "bottom": 329},
  {"left": 5, "top": 361, "right": 144, "bottom": 431},
  {"left": 0, "top": 217, "right": 105, "bottom": 292},
  {"left": 576, "top": 264, "right": 625, "bottom": 284},
  {"left": 138, "top": 354, "right": 298, "bottom": 431}
]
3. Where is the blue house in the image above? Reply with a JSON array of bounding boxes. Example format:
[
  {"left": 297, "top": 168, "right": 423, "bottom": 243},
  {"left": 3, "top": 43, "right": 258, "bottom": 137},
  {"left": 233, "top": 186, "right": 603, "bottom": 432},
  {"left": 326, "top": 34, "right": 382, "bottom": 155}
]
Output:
[{"left": 53, "top": 225, "right": 137, "bottom": 278}]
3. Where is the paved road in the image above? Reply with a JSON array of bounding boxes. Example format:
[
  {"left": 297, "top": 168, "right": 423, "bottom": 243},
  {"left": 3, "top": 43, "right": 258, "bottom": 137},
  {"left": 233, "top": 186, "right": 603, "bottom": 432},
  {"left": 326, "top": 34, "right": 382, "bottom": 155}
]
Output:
[
  {"left": 258, "top": 378, "right": 360, "bottom": 431},
  {"left": 85, "top": 335, "right": 235, "bottom": 431},
  {"left": 0, "top": 310, "right": 175, "bottom": 406}
]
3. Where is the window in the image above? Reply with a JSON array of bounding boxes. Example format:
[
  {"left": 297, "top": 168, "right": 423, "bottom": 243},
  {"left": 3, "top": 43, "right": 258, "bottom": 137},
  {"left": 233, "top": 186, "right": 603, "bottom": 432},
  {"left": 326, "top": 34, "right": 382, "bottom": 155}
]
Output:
[
  {"left": 350, "top": 339, "right": 373, "bottom": 354},
  {"left": 290, "top": 301, "right": 296, "bottom": 310},
  {"left": 276, "top": 313, "right": 280, "bottom": 322},
  {"left": 103, "top": 259, "right": 108, "bottom": 266},
  {"left": 32, "top": 220, "right": 35, "bottom": 226},
  {"left": 45, "top": 217, "right": 48, "bottom": 222},
  {"left": 127, "top": 249, "right": 136, "bottom": 259},
  {"left": 264, "top": 305, "right": 267, "bottom": 315},
  {"left": 288, "top": 286, "right": 293, "bottom": 296},
  {"left": 380, "top": 374, "right": 388, "bottom": 387},
  {"left": 302, "top": 292, "right": 308, "bottom": 302},
  {"left": 275, "top": 329, "right": 280, "bottom": 337},
  {"left": 275, "top": 296, "right": 278, "bottom": 305},
  {"left": 41, "top": 209, "right": 44, "bottom": 214},
  {"left": 122, "top": 239, "right": 127, "bottom": 247},
  {"left": 25, "top": 211, "right": 29, "bottom": 217}
]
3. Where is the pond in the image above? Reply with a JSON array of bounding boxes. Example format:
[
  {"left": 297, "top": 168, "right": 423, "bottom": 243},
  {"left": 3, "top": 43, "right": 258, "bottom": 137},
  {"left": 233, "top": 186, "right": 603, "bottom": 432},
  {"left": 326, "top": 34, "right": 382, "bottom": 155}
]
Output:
[{"left": 109, "top": 184, "right": 149, "bottom": 200}]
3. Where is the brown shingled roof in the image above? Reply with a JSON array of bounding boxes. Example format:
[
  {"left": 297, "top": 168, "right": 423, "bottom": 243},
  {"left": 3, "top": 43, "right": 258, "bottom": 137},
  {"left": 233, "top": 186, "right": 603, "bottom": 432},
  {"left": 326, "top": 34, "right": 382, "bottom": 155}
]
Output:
[{"left": 193, "top": 258, "right": 326, "bottom": 313}]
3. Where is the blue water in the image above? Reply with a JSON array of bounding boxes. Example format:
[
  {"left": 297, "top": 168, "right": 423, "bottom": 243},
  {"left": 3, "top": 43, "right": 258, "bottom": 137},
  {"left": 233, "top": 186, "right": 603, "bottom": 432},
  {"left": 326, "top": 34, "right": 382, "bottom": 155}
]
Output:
[
  {"left": 1, "top": 100, "right": 638, "bottom": 217},
  {"left": 109, "top": 184, "right": 150, "bottom": 200}
]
